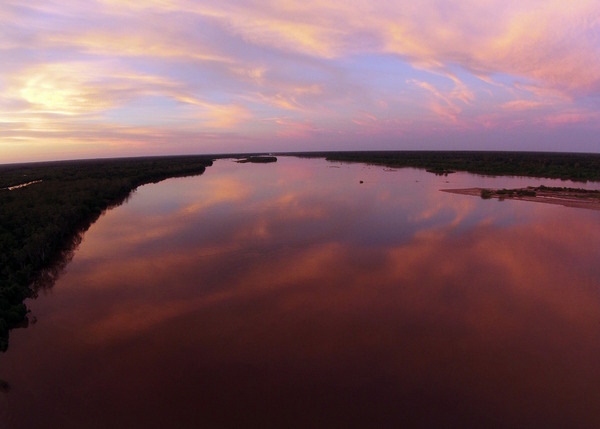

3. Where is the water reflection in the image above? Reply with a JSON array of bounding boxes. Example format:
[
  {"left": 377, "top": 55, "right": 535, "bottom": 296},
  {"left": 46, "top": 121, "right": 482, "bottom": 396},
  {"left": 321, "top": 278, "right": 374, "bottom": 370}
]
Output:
[{"left": 2, "top": 158, "right": 600, "bottom": 428}]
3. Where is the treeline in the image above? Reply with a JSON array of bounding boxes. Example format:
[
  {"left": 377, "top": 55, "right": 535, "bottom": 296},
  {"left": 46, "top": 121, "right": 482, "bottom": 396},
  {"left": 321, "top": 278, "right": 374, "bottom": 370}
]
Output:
[
  {"left": 536, "top": 185, "right": 600, "bottom": 194},
  {"left": 289, "top": 151, "right": 600, "bottom": 182},
  {"left": 481, "top": 185, "right": 600, "bottom": 200},
  {"left": 236, "top": 156, "right": 278, "bottom": 163},
  {"left": 480, "top": 188, "right": 538, "bottom": 199},
  {"left": 0, "top": 155, "right": 213, "bottom": 351}
]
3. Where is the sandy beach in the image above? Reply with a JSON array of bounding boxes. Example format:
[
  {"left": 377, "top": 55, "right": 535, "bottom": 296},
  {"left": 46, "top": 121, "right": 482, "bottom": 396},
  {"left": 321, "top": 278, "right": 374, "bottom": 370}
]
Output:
[{"left": 442, "top": 187, "right": 600, "bottom": 211}]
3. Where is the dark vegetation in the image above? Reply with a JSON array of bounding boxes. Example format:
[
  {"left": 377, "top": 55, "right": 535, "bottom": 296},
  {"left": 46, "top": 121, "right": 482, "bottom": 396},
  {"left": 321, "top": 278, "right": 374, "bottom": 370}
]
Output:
[
  {"left": 236, "top": 156, "right": 278, "bottom": 163},
  {"left": 288, "top": 151, "right": 600, "bottom": 182},
  {"left": 426, "top": 168, "right": 456, "bottom": 176},
  {"left": 480, "top": 189, "right": 495, "bottom": 199},
  {"left": 535, "top": 185, "right": 600, "bottom": 194},
  {"left": 0, "top": 155, "right": 213, "bottom": 351},
  {"left": 480, "top": 185, "right": 600, "bottom": 200},
  {"left": 480, "top": 188, "right": 537, "bottom": 199}
]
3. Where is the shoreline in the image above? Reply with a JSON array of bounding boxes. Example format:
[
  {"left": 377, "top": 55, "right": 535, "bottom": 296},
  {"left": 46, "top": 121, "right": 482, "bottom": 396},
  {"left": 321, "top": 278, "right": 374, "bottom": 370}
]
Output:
[
  {"left": 442, "top": 187, "right": 600, "bottom": 211},
  {"left": 286, "top": 151, "right": 600, "bottom": 182},
  {"left": 0, "top": 156, "right": 214, "bottom": 352}
]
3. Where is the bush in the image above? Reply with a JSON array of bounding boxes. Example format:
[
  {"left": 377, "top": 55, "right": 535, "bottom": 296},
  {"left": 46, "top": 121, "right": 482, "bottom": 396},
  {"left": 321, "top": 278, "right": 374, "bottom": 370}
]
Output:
[{"left": 480, "top": 189, "right": 494, "bottom": 199}]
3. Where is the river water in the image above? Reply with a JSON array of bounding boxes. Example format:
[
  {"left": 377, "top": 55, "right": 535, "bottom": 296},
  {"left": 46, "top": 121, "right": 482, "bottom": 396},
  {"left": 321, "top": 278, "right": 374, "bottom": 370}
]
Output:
[{"left": 2, "top": 157, "right": 600, "bottom": 428}]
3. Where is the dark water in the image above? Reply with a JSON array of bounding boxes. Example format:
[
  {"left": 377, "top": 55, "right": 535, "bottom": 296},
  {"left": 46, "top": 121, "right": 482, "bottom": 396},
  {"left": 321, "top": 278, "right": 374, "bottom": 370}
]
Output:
[{"left": 2, "top": 157, "right": 600, "bottom": 428}]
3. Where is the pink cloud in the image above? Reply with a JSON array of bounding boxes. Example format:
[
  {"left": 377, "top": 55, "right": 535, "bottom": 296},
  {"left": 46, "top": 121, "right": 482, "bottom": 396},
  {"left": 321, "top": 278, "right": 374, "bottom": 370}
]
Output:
[
  {"left": 1, "top": 0, "right": 600, "bottom": 160},
  {"left": 501, "top": 100, "right": 545, "bottom": 111}
]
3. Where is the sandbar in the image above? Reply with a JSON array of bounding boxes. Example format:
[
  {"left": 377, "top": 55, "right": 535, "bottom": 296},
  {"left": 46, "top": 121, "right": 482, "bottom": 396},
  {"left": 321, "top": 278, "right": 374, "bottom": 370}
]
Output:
[{"left": 442, "top": 187, "right": 600, "bottom": 211}]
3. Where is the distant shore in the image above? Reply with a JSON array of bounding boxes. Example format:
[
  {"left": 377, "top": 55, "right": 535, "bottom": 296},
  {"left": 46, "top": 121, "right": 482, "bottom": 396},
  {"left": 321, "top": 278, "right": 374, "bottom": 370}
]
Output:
[{"left": 287, "top": 151, "right": 600, "bottom": 182}]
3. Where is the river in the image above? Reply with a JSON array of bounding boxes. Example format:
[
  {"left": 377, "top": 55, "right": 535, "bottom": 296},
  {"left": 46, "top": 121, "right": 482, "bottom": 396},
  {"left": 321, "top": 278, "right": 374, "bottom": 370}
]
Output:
[{"left": 2, "top": 157, "right": 600, "bottom": 428}]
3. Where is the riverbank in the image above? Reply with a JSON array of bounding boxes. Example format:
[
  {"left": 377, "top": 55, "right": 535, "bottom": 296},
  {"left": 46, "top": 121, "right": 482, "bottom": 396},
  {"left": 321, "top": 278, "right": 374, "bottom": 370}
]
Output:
[
  {"left": 288, "top": 151, "right": 600, "bottom": 182},
  {"left": 0, "top": 155, "right": 214, "bottom": 351},
  {"left": 442, "top": 186, "right": 600, "bottom": 211}
]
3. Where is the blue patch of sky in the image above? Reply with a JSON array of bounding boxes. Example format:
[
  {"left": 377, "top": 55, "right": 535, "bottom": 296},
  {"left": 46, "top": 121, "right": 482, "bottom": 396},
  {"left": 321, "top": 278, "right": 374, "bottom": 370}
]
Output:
[
  {"left": 341, "top": 54, "right": 429, "bottom": 91},
  {"left": 483, "top": 72, "right": 519, "bottom": 87},
  {"left": 337, "top": 54, "right": 509, "bottom": 108},
  {"left": 120, "top": 58, "right": 237, "bottom": 106},
  {"left": 482, "top": 72, "right": 540, "bottom": 97},
  {"left": 14, "top": 3, "right": 93, "bottom": 36},
  {"left": 103, "top": 95, "right": 189, "bottom": 126},
  {"left": 242, "top": 98, "right": 286, "bottom": 119},
  {"left": 578, "top": 93, "right": 600, "bottom": 110},
  {"left": 445, "top": 67, "right": 548, "bottom": 114},
  {"left": 337, "top": 54, "right": 433, "bottom": 119},
  {"left": 445, "top": 66, "right": 520, "bottom": 100}
]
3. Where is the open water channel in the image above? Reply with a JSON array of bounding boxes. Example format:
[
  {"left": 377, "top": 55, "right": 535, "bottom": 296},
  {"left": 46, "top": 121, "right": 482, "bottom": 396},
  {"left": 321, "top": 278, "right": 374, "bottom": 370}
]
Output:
[{"left": 2, "top": 157, "right": 600, "bottom": 428}]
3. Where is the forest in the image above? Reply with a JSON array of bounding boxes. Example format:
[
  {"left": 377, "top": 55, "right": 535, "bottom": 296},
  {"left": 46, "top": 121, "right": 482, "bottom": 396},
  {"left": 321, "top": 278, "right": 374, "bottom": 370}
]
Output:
[
  {"left": 293, "top": 151, "right": 600, "bottom": 181},
  {"left": 0, "top": 155, "right": 214, "bottom": 351}
]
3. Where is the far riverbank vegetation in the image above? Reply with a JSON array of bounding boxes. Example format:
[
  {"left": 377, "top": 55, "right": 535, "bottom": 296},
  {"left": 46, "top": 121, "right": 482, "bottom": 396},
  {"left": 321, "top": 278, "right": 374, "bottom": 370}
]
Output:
[{"left": 290, "top": 151, "right": 600, "bottom": 182}]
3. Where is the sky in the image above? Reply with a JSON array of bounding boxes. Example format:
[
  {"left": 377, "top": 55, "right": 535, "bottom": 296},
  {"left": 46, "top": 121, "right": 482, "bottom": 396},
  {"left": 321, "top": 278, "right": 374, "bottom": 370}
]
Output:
[{"left": 1, "top": 0, "right": 600, "bottom": 163}]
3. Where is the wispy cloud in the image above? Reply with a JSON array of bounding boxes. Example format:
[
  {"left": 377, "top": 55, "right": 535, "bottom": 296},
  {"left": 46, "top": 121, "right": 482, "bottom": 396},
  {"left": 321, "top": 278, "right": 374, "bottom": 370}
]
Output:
[{"left": 1, "top": 0, "right": 599, "bottom": 162}]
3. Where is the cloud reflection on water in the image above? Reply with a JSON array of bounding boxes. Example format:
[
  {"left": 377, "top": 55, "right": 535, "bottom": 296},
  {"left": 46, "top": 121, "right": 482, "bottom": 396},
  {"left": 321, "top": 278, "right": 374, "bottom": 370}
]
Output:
[{"left": 5, "top": 158, "right": 600, "bottom": 428}]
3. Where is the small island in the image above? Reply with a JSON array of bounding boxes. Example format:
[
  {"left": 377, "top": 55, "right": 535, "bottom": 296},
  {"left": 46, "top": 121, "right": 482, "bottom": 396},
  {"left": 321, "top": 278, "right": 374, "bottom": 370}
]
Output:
[
  {"left": 426, "top": 168, "right": 456, "bottom": 176},
  {"left": 236, "top": 156, "right": 277, "bottom": 163},
  {"left": 442, "top": 185, "right": 600, "bottom": 211}
]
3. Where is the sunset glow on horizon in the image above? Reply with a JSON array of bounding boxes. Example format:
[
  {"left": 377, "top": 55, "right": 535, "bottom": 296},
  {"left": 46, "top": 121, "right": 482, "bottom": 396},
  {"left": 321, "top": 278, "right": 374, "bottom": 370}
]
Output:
[{"left": 1, "top": 0, "right": 599, "bottom": 163}]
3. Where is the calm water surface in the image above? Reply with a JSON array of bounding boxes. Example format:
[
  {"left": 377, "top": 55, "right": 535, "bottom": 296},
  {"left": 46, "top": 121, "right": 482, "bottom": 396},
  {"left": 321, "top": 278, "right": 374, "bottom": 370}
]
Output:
[{"left": 2, "top": 157, "right": 600, "bottom": 428}]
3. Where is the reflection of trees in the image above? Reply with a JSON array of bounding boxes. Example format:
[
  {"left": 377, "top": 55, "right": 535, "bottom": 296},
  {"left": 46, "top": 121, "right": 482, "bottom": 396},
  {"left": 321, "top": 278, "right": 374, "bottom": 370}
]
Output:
[
  {"left": 31, "top": 231, "right": 82, "bottom": 294},
  {"left": 317, "top": 151, "right": 600, "bottom": 181},
  {"left": 2, "top": 217, "right": 93, "bottom": 353},
  {"left": 0, "top": 156, "right": 213, "bottom": 353}
]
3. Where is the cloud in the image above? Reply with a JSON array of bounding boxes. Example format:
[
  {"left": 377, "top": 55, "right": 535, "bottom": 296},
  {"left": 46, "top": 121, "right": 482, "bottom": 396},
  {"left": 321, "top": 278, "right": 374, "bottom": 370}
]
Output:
[
  {"left": 501, "top": 100, "right": 546, "bottom": 111},
  {"left": 10, "top": 63, "right": 119, "bottom": 115},
  {"left": 408, "top": 79, "right": 469, "bottom": 123},
  {"left": 541, "top": 109, "right": 600, "bottom": 127},
  {"left": 6, "top": 1, "right": 600, "bottom": 95},
  {"left": 1, "top": 0, "right": 599, "bottom": 160},
  {"left": 167, "top": 0, "right": 600, "bottom": 97}
]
